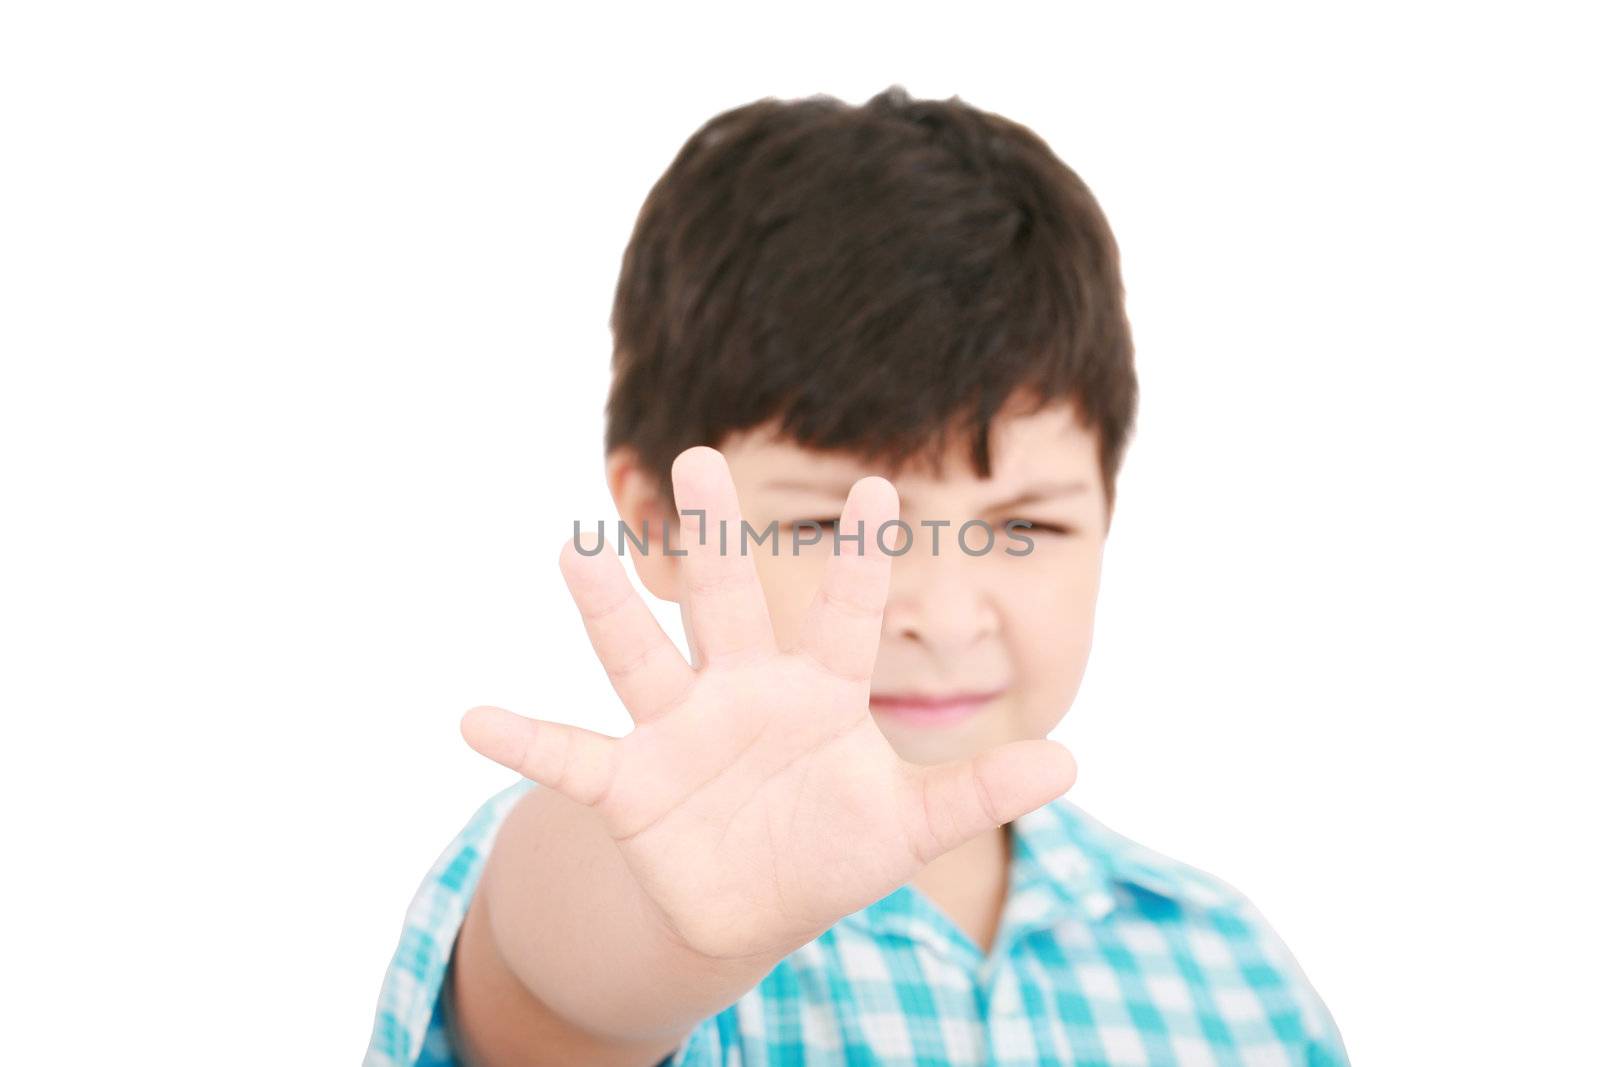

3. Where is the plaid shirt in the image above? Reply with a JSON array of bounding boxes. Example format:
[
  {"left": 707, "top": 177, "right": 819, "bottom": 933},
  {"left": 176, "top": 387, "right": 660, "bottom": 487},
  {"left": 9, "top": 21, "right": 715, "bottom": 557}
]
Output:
[{"left": 365, "top": 778, "right": 1348, "bottom": 1066}]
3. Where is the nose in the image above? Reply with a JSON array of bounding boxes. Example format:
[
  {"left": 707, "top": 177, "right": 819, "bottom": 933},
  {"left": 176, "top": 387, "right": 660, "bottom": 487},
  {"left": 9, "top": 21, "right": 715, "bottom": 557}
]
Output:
[{"left": 880, "top": 531, "right": 1000, "bottom": 655}]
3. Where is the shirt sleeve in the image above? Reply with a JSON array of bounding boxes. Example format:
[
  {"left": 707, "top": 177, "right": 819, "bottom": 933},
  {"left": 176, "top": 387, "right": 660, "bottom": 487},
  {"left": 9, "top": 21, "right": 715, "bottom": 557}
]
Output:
[
  {"left": 362, "top": 777, "right": 536, "bottom": 1067},
  {"left": 1280, "top": 944, "right": 1349, "bottom": 1066},
  {"left": 362, "top": 777, "right": 734, "bottom": 1067},
  {"left": 1232, "top": 896, "right": 1351, "bottom": 1067}
]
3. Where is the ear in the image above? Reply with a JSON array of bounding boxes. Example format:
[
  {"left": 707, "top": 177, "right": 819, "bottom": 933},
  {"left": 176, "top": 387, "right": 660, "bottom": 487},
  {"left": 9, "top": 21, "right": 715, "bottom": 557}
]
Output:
[{"left": 605, "top": 447, "right": 683, "bottom": 603}]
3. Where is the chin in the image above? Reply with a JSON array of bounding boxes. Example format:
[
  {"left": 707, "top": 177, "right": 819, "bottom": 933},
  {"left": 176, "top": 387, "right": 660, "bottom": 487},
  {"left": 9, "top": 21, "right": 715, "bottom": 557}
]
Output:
[{"left": 874, "top": 712, "right": 1005, "bottom": 768}]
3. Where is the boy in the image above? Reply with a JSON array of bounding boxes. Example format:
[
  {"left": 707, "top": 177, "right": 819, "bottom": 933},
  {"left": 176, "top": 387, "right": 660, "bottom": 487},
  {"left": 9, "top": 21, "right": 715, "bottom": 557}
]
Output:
[{"left": 365, "top": 86, "right": 1348, "bottom": 1066}]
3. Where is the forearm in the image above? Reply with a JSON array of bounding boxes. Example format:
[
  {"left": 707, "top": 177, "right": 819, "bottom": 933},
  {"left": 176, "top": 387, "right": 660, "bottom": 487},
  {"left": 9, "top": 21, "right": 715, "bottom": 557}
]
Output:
[{"left": 448, "top": 785, "right": 783, "bottom": 1066}]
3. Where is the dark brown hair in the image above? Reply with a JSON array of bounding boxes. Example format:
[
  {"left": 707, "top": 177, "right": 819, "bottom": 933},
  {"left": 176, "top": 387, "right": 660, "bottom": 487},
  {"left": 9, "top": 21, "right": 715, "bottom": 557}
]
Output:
[{"left": 605, "top": 85, "right": 1137, "bottom": 510}]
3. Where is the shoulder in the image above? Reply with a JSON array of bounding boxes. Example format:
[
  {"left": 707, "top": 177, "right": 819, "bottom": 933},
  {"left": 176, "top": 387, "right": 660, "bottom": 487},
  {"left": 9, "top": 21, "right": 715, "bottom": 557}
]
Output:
[
  {"left": 1046, "top": 795, "right": 1253, "bottom": 914},
  {"left": 1042, "top": 797, "right": 1351, "bottom": 1064},
  {"left": 363, "top": 777, "right": 537, "bottom": 1067}
]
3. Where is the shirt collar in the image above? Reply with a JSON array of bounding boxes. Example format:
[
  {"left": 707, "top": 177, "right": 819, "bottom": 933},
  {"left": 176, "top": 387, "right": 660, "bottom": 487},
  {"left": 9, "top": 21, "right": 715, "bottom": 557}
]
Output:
[
  {"left": 1047, "top": 797, "right": 1238, "bottom": 913},
  {"left": 836, "top": 796, "right": 1236, "bottom": 960}
]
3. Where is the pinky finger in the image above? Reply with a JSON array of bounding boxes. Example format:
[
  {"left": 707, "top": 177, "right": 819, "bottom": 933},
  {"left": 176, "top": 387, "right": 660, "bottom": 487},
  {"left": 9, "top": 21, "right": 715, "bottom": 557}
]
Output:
[{"left": 459, "top": 705, "right": 620, "bottom": 809}]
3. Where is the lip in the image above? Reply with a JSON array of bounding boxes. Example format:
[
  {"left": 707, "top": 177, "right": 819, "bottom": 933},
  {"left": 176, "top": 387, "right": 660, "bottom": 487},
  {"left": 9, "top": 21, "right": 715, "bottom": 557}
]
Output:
[{"left": 868, "top": 688, "right": 1006, "bottom": 727}]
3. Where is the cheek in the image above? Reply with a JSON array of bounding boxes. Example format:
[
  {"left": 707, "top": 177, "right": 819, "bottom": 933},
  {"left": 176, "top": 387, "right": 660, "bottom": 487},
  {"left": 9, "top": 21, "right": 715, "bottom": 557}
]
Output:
[{"left": 997, "top": 548, "right": 1102, "bottom": 700}]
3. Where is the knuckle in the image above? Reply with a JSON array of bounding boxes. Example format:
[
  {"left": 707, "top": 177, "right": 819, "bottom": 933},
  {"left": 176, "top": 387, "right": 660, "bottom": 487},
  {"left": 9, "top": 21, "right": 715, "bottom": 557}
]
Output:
[
  {"left": 817, "top": 582, "right": 879, "bottom": 620},
  {"left": 604, "top": 644, "right": 655, "bottom": 682},
  {"left": 969, "top": 760, "right": 1001, "bottom": 827},
  {"left": 685, "top": 566, "right": 758, "bottom": 598},
  {"left": 581, "top": 588, "right": 633, "bottom": 624}
]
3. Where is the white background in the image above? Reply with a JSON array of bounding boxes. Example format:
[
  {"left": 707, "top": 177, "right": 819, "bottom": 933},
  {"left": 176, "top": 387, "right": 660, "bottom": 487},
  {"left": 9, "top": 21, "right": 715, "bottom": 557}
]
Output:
[{"left": 2, "top": 3, "right": 1596, "bottom": 1063}]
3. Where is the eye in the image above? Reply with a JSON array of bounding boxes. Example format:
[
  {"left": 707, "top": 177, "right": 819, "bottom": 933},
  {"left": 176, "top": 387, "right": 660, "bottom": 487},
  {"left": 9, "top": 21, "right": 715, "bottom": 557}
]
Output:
[
  {"left": 777, "top": 517, "right": 840, "bottom": 530},
  {"left": 1008, "top": 519, "right": 1075, "bottom": 536}
]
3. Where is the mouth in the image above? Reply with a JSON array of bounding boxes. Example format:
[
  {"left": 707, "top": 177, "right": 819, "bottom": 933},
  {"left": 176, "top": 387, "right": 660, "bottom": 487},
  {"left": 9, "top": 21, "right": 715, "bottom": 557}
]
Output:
[{"left": 868, "top": 688, "right": 1006, "bottom": 728}]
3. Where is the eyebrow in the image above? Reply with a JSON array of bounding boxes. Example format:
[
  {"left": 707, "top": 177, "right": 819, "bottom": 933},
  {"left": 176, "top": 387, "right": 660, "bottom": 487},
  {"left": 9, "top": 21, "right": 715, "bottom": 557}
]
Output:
[{"left": 758, "top": 478, "right": 1091, "bottom": 511}]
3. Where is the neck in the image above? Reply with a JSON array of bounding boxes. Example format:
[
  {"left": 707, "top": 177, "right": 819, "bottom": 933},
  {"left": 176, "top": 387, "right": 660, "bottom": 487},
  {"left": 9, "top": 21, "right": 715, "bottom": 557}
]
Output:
[{"left": 911, "top": 822, "right": 1012, "bottom": 899}]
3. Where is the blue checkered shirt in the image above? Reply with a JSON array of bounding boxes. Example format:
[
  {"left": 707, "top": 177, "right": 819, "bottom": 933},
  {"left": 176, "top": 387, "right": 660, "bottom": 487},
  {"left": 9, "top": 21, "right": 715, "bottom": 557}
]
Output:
[{"left": 365, "top": 778, "right": 1348, "bottom": 1066}]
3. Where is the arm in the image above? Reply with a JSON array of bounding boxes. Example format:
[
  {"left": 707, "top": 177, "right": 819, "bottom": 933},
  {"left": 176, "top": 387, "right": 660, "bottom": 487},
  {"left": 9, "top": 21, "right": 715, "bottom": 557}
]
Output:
[{"left": 445, "top": 785, "right": 780, "bottom": 1067}]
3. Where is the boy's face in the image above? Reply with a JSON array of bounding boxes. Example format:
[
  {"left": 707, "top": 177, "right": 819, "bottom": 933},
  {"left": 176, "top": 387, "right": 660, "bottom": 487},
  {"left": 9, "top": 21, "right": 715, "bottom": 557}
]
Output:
[{"left": 611, "top": 399, "right": 1109, "bottom": 768}]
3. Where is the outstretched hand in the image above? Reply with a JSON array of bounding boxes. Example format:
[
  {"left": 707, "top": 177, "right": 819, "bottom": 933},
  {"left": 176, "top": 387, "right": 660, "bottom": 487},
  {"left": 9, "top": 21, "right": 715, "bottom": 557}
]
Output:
[{"left": 461, "top": 445, "right": 1077, "bottom": 961}]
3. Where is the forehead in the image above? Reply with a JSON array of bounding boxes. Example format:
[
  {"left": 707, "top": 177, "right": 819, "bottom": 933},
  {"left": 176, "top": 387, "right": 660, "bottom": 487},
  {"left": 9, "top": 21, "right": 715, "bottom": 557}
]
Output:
[{"left": 722, "top": 401, "right": 1101, "bottom": 500}]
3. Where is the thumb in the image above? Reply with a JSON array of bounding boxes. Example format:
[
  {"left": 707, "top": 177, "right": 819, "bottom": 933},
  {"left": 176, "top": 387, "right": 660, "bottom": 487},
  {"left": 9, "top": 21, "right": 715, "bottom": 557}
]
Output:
[{"left": 905, "top": 739, "right": 1078, "bottom": 863}]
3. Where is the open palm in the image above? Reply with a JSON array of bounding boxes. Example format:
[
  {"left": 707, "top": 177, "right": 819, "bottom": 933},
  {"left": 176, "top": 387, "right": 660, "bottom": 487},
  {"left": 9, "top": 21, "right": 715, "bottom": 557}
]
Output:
[{"left": 462, "top": 446, "right": 1077, "bottom": 962}]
